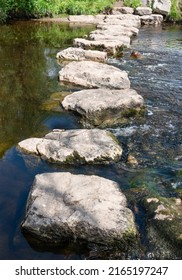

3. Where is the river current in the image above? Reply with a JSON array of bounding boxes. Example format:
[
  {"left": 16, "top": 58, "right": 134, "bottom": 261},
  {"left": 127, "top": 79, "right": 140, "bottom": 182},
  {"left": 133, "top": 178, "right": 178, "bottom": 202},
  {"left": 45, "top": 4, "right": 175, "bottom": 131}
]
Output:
[{"left": 0, "top": 22, "right": 181, "bottom": 259}]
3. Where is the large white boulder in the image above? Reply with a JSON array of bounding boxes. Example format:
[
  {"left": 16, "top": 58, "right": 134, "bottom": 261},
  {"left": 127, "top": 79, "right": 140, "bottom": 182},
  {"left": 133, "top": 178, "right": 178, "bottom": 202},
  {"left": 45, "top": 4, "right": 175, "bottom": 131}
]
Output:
[
  {"left": 17, "top": 129, "right": 122, "bottom": 164},
  {"left": 104, "top": 14, "right": 141, "bottom": 27},
  {"left": 56, "top": 47, "right": 107, "bottom": 62},
  {"left": 73, "top": 37, "right": 131, "bottom": 53},
  {"left": 21, "top": 172, "right": 137, "bottom": 245},
  {"left": 59, "top": 61, "right": 130, "bottom": 89},
  {"left": 135, "top": 7, "right": 152, "bottom": 16},
  {"left": 89, "top": 33, "right": 131, "bottom": 45},
  {"left": 152, "top": 0, "right": 171, "bottom": 15},
  {"left": 90, "top": 26, "right": 139, "bottom": 38},
  {"left": 62, "top": 88, "right": 145, "bottom": 127}
]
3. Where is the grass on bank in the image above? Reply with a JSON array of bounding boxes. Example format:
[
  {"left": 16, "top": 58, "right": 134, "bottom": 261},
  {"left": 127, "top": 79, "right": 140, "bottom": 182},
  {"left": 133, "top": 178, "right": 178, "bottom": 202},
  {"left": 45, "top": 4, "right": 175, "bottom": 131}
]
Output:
[
  {"left": 169, "top": 0, "right": 181, "bottom": 21},
  {"left": 0, "top": 0, "right": 115, "bottom": 23},
  {"left": 123, "top": 0, "right": 141, "bottom": 9},
  {"left": 0, "top": 0, "right": 181, "bottom": 23}
]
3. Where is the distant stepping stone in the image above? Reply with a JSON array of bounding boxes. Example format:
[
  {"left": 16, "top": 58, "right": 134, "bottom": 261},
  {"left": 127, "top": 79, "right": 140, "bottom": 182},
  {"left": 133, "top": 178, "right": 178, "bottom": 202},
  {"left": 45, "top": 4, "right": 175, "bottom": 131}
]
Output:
[
  {"left": 56, "top": 47, "right": 107, "bottom": 62},
  {"left": 17, "top": 129, "right": 122, "bottom": 164},
  {"left": 21, "top": 172, "right": 137, "bottom": 246},
  {"left": 59, "top": 61, "right": 130, "bottom": 89},
  {"left": 62, "top": 88, "right": 144, "bottom": 127},
  {"left": 74, "top": 38, "right": 130, "bottom": 55}
]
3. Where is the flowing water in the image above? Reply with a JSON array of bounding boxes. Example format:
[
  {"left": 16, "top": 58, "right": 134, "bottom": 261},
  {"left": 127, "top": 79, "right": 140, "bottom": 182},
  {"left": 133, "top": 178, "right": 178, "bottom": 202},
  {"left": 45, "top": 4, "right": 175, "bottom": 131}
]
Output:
[{"left": 0, "top": 22, "right": 181, "bottom": 259}]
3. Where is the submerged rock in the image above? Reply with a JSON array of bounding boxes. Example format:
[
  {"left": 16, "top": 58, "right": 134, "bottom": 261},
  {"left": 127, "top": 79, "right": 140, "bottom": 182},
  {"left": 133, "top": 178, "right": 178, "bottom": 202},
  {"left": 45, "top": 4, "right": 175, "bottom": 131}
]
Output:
[
  {"left": 59, "top": 61, "right": 130, "bottom": 89},
  {"left": 130, "top": 51, "right": 143, "bottom": 59},
  {"left": 17, "top": 129, "right": 122, "bottom": 164},
  {"left": 143, "top": 196, "right": 182, "bottom": 248},
  {"left": 62, "top": 88, "right": 144, "bottom": 127},
  {"left": 21, "top": 172, "right": 137, "bottom": 246},
  {"left": 56, "top": 47, "right": 107, "bottom": 62}
]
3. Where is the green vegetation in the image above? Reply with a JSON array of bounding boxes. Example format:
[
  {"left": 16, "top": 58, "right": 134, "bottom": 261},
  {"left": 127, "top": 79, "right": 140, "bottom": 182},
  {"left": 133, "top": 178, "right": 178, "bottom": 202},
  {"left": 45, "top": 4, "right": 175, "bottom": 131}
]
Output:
[
  {"left": 0, "top": 0, "right": 115, "bottom": 23},
  {"left": 169, "top": 0, "right": 181, "bottom": 21},
  {"left": 123, "top": 0, "right": 142, "bottom": 9},
  {"left": 58, "top": 0, "right": 114, "bottom": 15}
]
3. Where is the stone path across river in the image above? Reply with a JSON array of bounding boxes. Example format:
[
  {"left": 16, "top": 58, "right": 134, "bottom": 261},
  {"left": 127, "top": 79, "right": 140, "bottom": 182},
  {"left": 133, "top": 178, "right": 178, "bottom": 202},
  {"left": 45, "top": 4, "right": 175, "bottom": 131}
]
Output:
[{"left": 18, "top": 5, "right": 170, "bottom": 250}]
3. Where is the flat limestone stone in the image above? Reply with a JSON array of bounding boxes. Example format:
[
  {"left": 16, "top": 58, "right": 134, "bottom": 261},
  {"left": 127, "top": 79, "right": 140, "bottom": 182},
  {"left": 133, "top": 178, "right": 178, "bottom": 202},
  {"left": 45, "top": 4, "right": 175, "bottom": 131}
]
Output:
[
  {"left": 135, "top": 7, "right": 152, "bottom": 16},
  {"left": 97, "top": 24, "right": 139, "bottom": 36},
  {"left": 103, "top": 14, "right": 141, "bottom": 27},
  {"left": 62, "top": 88, "right": 144, "bottom": 127},
  {"left": 90, "top": 27, "right": 138, "bottom": 38},
  {"left": 59, "top": 61, "right": 130, "bottom": 89},
  {"left": 120, "top": 7, "right": 134, "bottom": 14},
  {"left": 141, "top": 14, "right": 163, "bottom": 25},
  {"left": 17, "top": 129, "right": 122, "bottom": 164},
  {"left": 73, "top": 38, "right": 130, "bottom": 53},
  {"left": 89, "top": 34, "right": 131, "bottom": 46},
  {"left": 56, "top": 47, "right": 107, "bottom": 62},
  {"left": 21, "top": 172, "right": 137, "bottom": 245}
]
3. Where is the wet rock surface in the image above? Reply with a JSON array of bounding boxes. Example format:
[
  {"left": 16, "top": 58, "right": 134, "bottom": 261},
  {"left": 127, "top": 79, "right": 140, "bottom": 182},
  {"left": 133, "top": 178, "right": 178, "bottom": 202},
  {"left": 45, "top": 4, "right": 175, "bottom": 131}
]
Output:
[
  {"left": 62, "top": 88, "right": 144, "bottom": 127},
  {"left": 56, "top": 47, "right": 107, "bottom": 62},
  {"left": 21, "top": 172, "right": 137, "bottom": 246},
  {"left": 135, "top": 7, "right": 152, "bottom": 16},
  {"left": 17, "top": 129, "right": 122, "bottom": 164},
  {"left": 59, "top": 61, "right": 130, "bottom": 89},
  {"left": 73, "top": 38, "right": 131, "bottom": 54}
]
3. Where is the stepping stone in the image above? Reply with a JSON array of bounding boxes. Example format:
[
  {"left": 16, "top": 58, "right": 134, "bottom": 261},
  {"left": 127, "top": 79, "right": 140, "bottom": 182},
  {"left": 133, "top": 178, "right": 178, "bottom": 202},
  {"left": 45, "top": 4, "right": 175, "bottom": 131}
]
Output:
[
  {"left": 90, "top": 27, "right": 138, "bottom": 38},
  {"left": 141, "top": 14, "right": 163, "bottom": 25},
  {"left": 74, "top": 38, "right": 130, "bottom": 53},
  {"left": 17, "top": 129, "right": 122, "bottom": 164},
  {"left": 22, "top": 172, "right": 137, "bottom": 246},
  {"left": 62, "top": 88, "right": 144, "bottom": 127},
  {"left": 97, "top": 24, "right": 139, "bottom": 36},
  {"left": 103, "top": 14, "right": 141, "bottom": 28},
  {"left": 59, "top": 61, "right": 130, "bottom": 88},
  {"left": 56, "top": 47, "right": 107, "bottom": 62},
  {"left": 135, "top": 7, "right": 152, "bottom": 16},
  {"left": 89, "top": 33, "right": 131, "bottom": 45}
]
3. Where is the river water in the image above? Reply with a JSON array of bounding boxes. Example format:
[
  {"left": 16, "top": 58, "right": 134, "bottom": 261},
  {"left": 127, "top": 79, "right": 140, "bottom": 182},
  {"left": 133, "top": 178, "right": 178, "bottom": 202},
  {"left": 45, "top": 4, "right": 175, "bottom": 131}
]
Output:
[{"left": 0, "top": 21, "right": 181, "bottom": 259}]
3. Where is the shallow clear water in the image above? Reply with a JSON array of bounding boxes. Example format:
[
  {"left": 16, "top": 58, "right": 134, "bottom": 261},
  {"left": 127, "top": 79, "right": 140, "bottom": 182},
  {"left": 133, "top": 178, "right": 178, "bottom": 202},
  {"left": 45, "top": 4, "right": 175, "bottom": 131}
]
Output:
[{"left": 0, "top": 22, "right": 181, "bottom": 259}]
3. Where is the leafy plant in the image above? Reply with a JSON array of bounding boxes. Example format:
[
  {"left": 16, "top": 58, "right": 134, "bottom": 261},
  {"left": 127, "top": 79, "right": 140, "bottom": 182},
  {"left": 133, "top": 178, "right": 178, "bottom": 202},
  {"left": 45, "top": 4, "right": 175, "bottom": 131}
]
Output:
[
  {"left": 169, "top": 0, "right": 181, "bottom": 21},
  {"left": 0, "top": 0, "right": 116, "bottom": 22},
  {"left": 59, "top": 0, "right": 115, "bottom": 15},
  {"left": 123, "top": 0, "right": 142, "bottom": 9}
]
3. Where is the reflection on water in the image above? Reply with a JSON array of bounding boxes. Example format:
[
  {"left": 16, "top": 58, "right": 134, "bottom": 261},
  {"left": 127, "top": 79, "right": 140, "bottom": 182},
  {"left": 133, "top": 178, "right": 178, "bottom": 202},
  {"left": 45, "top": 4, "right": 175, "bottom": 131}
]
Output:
[
  {"left": 0, "top": 22, "right": 182, "bottom": 259},
  {"left": 0, "top": 21, "right": 93, "bottom": 157}
]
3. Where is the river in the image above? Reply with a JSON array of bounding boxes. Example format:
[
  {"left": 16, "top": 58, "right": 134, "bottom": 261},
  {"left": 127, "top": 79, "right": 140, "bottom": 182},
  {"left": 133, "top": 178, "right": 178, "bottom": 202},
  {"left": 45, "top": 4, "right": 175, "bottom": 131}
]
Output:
[{"left": 0, "top": 21, "right": 181, "bottom": 259}]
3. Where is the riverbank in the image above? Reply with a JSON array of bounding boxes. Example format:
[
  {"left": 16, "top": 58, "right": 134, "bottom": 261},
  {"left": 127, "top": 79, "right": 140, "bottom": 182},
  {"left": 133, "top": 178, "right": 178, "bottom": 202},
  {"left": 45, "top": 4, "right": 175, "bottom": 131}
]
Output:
[{"left": 1, "top": 0, "right": 182, "bottom": 24}]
